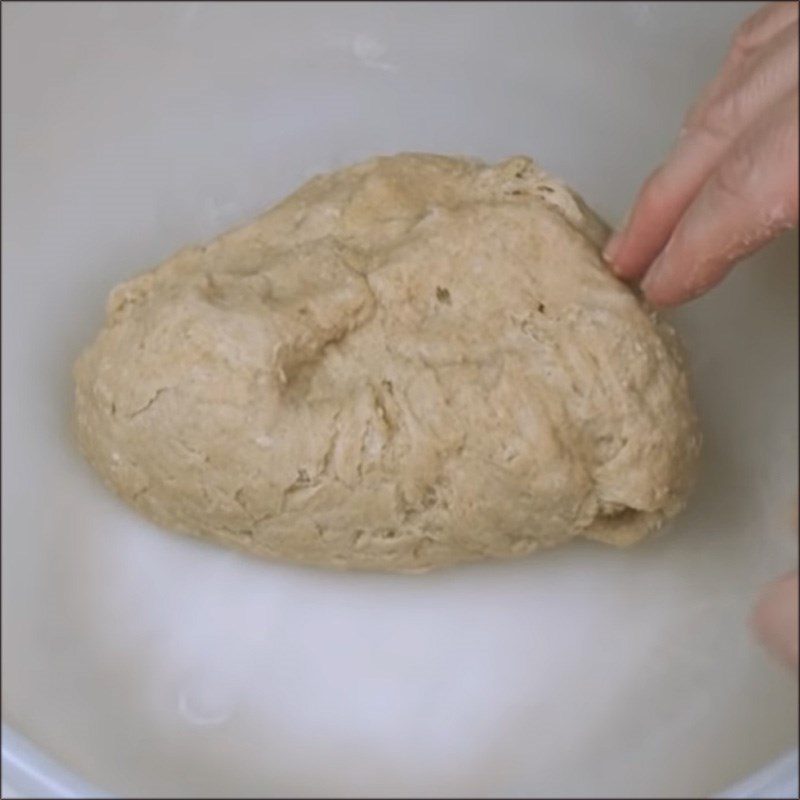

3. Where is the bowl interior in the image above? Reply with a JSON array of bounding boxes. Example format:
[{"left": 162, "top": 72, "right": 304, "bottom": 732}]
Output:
[{"left": 2, "top": 2, "right": 797, "bottom": 797}]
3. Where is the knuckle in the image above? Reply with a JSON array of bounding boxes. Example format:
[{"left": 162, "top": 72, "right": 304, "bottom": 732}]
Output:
[
  {"left": 713, "top": 146, "right": 754, "bottom": 201},
  {"left": 730, "top": 2, "right": 796, "bottom": 55},
  {"left": 728, "top": 34, "right": 754, "bottom": 69},
  {"left": 686, "top": 95, "right": 740, "bottom": 142},
  {"left": 731, "top": 10, "right": 764, "bottom": 54},
  {"left": 731, "top": 25, "right": 754, "bottom": 56}
]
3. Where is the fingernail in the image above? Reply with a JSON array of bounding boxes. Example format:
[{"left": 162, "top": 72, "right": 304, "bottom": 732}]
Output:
[
  {"left": 602, "top": 209, "right": 632, "bottom": 269},
  {"left": 602, "top": 231, "right": 625, "bottom": 266},
  {"left": 640, "top": 253, "right": 666, "bottom": 297}
]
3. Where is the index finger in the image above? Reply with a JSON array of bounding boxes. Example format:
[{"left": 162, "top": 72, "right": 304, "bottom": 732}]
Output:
[{"left": 604, "top": 4, "right": 798, "bottom": 280}]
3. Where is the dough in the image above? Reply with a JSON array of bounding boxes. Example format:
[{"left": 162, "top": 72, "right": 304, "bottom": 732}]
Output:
[{"left": 74, "top": 154, "right": 700, "bottom": 571}]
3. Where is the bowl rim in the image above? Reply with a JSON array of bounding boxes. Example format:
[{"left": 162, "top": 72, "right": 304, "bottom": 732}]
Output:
[{"left": 2, "top": 721, "right": 797, "bottom": 799}]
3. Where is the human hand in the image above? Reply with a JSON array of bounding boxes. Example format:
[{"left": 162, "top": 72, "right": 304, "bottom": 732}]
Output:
[
  {"left": 752, "top": 572, "right": 799, "bottom": 668},
  {"left": 604, "top": 3, "right": 799, "bottom": 670},
  {"left": 603, "top": 1, "right": 798, "bottom": 307}
]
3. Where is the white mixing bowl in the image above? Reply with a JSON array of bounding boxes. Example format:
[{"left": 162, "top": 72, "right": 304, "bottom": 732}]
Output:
[{"left": 3, "top": 2, "right": 797, "bottom": 797}]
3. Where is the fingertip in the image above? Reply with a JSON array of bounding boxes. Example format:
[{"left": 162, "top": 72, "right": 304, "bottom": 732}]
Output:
[
  {"left": 602, "top": 208, "right": 635, "bottom": 275},
  {"left": 640, "top": 248, "right": 706, "bottom": 307},
  {"left": 751, "top": 572, "right": 799, "bottom": 668},
  {"left": 602, "top": 232, "right": 625, "bottom": 273},
  {"left": 642, "top": 272, "right": 709, "bottom": 308},
  {"left": 604, "top": 236, "right": 645, "bottom": 281},
  {"left": 639, "top": 254, "right": 671, "bottom": 305}
]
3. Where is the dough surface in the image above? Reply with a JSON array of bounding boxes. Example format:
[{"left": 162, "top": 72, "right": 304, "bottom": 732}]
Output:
[{"left": 74, "top": 154, "right": 700, "bottom": 571}]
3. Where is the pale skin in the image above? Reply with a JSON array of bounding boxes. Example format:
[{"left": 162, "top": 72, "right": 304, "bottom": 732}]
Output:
[{"left": 603, "top": 2, "right": 798, "bottom": 667}]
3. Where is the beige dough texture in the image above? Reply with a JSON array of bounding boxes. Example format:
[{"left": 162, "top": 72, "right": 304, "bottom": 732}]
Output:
[{"left": 74, "top": 154, "right": 701, "bottom": 572}]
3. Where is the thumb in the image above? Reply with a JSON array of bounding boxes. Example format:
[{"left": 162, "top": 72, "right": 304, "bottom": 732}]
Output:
[{"left": 752, "top": 571, "right": 799, "bottom": 668}]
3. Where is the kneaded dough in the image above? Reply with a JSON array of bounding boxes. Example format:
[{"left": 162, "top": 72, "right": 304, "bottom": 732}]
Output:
[{"left": 74, "top": 154, "right": 701, "bottom": 572}]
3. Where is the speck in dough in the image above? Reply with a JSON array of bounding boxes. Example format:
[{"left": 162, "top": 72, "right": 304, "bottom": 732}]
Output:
[{"left": 74, "top": 154, "right": 701, "bottom": 571}]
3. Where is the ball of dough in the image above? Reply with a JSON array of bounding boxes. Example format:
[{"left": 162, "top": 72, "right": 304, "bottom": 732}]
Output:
[{"left": 74, "top": 154, "right": 701, "bottom": 572}]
